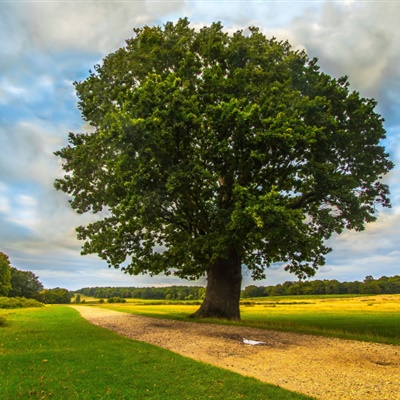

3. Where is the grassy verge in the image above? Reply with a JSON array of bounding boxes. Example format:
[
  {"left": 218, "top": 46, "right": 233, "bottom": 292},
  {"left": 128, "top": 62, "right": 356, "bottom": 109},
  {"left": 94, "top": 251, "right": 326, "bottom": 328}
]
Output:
[
  {"left": 95, "top": 294, "right": 400, "bottom": 346},
  {"left": 0, "top": 306, "right": 313, "bottom": 400}
]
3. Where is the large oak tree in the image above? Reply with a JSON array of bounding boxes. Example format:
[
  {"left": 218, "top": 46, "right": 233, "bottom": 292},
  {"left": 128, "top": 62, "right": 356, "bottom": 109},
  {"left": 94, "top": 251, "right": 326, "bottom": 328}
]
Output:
[{"left": 55, "top": 19, "right": 393, "bottom": 319}]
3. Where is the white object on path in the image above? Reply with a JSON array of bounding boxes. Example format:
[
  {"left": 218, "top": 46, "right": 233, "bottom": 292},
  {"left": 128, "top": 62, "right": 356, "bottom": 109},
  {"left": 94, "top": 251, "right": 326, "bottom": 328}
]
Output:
[{"left": 243, "top": 338, "right": 265, "bottom": 345}]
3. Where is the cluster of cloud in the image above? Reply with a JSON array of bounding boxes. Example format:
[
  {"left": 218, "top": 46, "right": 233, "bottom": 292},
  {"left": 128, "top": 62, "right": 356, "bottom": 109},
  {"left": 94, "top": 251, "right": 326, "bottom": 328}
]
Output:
[{"left": 0, "top": 1, "right": 399, "bottom": 290}]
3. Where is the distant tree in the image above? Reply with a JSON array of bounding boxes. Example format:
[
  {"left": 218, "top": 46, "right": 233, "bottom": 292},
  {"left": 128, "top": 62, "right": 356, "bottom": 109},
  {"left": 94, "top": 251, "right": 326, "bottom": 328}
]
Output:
[
  {"left": 0, "top": 252, "right": 12, "bottom": 296},
  {"left": 380, "top": 275, "right": 400, "bottom": 293},
  {"left": 287, "top": 282, "right": 303, "bottom": 295},
  {"left": 55, "top": 19, "right": 393, "bottom": 319},
  {"left": 74, "top": 294, "right": 81, "bottom": 303},
  {"left": 9, "top": 267, "right": 44, "bottom": 299},
  {"left": 326, "top": 279, "right": 343, "bottom": 294},
  {"left": 198, "top": 287, "right": 206, "bottom": 300},
  {"left": 107, "top": 297, "right": 126, "bottom": 303},
  {"left": 312, "top": 280, "right": 328, "bottom": 295},
  {"left": 39, "top": 288, "right": 72, "bottom": 304},
  {"left": 343, "top": 280, "right": 362, "bottom": 294},
  {"left": 364, "top": 275, "right": 375, "bottom": 284},
  {"left": 141, "top": 288, "right": 153, "bottom": 299},
  {"left": 268, "top": 284, "right": 285, "bottom": 296},
  {"left": 243, "top": 275, "right": 400, "bottom": 296},
  {"left": 241, "top": 285, "right": 266, "bottom": 298}
]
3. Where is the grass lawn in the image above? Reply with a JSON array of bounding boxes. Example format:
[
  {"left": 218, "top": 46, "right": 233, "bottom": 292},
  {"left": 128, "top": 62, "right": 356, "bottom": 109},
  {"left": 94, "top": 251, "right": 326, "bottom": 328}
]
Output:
[
  {"left": 0, "top": 306, "right": 313, "bottom": 400},
  {"left": 96, "top": 294, "right": 400, "bottom": 345}
]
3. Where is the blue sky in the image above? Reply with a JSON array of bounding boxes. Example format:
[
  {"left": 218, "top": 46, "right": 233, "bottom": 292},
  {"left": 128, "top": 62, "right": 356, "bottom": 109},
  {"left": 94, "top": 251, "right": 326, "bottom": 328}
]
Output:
[{"left": 0, "top": 0, "right": 399, "bottom": 290}]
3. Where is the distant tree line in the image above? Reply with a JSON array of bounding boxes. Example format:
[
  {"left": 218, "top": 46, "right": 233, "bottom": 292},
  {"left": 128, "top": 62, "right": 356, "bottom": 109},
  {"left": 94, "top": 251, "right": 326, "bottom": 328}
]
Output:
[
  {"left": 77, "top": 275, "right": 400, "bottom": 300},
  {"left": 241, "top": 275, "right": 400, "bottom": 297},
  {"left": 76, "top": 286, "right": 206, "bottom": 301},
  {"left": 0, "top": 251, "right": 71, "bottom": 304}
]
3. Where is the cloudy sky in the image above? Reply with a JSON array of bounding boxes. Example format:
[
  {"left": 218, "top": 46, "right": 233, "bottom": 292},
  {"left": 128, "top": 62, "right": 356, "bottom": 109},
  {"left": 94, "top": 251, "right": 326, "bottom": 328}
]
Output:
[{"left": 1, "top": 0, "right": 399, "bottom": 290}]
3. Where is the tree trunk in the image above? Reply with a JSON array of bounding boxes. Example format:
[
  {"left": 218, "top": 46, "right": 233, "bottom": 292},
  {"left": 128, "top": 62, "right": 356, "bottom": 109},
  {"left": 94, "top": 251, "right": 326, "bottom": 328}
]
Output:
[{"left": 190, "top": 250, "right": 242, "bottom": 320}]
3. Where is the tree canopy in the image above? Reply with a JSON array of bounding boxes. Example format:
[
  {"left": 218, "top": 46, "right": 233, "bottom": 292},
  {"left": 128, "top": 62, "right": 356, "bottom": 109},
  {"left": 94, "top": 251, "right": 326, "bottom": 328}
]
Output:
[
  {"left": 0, "top": 252, "right": 44, "bottom": 300},
  {"left": 9, "top": 267, "right": 44, "bottom": 299},
  {"left": 55, "top": 19, "right": 393, "bottom": 319},
  {"left": 0, "top": 252, "right": 12, "bottom": 297},
  {"left": 39, "top": 288, "right": 72, "bottom": 304},
  {"left": 241, "top": 275, "right": 400, "bottom": 297}
]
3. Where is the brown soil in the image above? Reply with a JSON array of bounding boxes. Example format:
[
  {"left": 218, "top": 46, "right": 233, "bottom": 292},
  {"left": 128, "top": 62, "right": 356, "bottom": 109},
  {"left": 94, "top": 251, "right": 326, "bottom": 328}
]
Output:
[{"left": 71, "top": 306, "right": 400, "bottom": 400}]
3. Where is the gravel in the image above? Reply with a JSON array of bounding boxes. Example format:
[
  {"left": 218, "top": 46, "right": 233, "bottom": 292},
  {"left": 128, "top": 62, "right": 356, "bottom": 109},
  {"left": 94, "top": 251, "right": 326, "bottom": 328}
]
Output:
[{"left": 71, "top": 306, "right": 400, "bottom": 400}]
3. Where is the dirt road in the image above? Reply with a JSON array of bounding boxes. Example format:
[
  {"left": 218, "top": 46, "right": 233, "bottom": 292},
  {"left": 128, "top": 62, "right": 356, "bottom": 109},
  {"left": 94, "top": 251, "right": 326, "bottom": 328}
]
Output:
[{"left": 71, "top": 306, "right": 400, "bottom": 400}]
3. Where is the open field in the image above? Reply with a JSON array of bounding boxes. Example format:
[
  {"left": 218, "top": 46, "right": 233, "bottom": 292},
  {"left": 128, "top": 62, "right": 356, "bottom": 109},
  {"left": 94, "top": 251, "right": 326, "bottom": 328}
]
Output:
[
  {"left": 93, "top": 294, "right": 400, "bottom": 345},
  {"left": 0, "top": 306, "right": 312, "bottom": 400}
]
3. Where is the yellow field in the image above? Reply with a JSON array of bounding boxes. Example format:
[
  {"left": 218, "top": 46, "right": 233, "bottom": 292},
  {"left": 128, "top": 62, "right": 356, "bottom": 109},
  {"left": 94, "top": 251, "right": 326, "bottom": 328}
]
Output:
[
  {"left": 241, "top": 294, "right": 400, "bottom": 316},
  {"left": 92, "top": 294, "right": 400, "bottom": 345}
]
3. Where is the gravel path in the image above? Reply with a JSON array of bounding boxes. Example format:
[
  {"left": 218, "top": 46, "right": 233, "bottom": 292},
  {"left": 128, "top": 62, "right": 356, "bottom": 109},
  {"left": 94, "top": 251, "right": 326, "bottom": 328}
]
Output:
[{"left": 71, "top": 306, "right": 400, "bottom": 400}]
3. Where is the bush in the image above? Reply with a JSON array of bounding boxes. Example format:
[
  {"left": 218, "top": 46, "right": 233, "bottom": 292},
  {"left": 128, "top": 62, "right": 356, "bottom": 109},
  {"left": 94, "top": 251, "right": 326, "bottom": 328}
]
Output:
[
  {"left": 0, "top": 315, "right": 7, "bottom": 327},
  {"left": 39, "top": 288, "right": 72, "bottom": 304},
  {"left": 0, "top": 297, "right": 43, "bottom": 309},
  {"left": 107, "top": 297, "right": 126, "bottom": 303}
]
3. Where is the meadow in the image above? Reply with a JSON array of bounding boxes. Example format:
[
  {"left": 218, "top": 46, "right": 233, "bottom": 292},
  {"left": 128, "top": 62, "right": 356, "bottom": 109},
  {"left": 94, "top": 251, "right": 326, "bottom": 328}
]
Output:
[
  {"left": 1, "top": 294, "right": 399, "bottom": 398},
  {"left": 0, "top": 306, "right": 313, "bottom": 400},
  {"left": 93, "top": 294, "right": 400, "bottom": 345}
]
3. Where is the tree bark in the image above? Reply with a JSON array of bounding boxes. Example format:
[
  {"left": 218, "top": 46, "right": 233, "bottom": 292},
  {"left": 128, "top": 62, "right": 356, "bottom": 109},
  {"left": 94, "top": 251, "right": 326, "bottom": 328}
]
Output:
[{"left": 190, "top": 250, "right": 242, "bottom": 320}]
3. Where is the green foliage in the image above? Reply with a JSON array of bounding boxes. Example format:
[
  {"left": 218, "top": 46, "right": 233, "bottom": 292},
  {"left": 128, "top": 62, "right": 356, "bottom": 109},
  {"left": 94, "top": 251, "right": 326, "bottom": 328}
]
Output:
[
  {"left": 55, "top": 19, "right": 393, "bottom": 285},
  {"left": 107, "top": 296, "right": 126, "bottom": 303},
  {"left": 241, "top": 275, "right": 400, "bottom": 297},
  {"left": 9, "top": 267, "right": 44, "bottom": 299},
  {"left": 39, "top": 288, "right": 72, "bottom": 304},
  {"left": 78, "top": 276, "right": 400, "bottom": 301},
  {"left": 0, "top": 252, "right": 43, "bottom": 300},
  {"left": 0, "top": 252, "right": 12, "bottom": 296},
  {"left": 76, "top": 285, "right": 205, "bottom": 300},
  {"left": 241, "top": 285, "right": 266, "bottom": 298},
  {"left": 0, "top": 296, "right": 43, "bottom": 309},
  {"left": 0, "top": 306, "right": 312, "bottom": 399}
]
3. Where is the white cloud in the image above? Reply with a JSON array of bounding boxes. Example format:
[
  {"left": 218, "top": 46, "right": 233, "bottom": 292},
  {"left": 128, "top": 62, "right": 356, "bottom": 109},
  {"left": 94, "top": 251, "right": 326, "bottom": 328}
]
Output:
[
  {"left": 0, "top": 121, "right": 65, "bottom": 184},
  {"left": 7, "top": 194, "right": 39, "bottom": 232},
  {"left": 8, "top": 1, "right": 186, "bottom": 54},
  {"left": 0, "top": 80, "right": 26, "bottom": 102},
  {"left": 273, "top": 2, "right": 400, "bottom": 126}
]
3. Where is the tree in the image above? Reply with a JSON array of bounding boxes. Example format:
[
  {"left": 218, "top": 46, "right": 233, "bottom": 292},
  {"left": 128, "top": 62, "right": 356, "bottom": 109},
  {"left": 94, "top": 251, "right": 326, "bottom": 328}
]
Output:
[
  {"left": 241, "top": 285, "right": 266, "bottom": 298},
  {"left": 9, "top": 267, "right": 44, "bottom": 299},
  {"left": 0, "top": 252, "right": 12, "bottom": 297},
  {"left": 54, "top": 19, "right": 393, "bottom": 320},
  {"left": 39, "top": 288, "right": 72, "bottom": 304}
]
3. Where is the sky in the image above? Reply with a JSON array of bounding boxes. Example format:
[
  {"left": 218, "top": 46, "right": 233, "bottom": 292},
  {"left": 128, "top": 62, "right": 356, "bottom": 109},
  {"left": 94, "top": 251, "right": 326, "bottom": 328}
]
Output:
[{"left": 0, "top": 0, "right": 399, "bottom": 291}]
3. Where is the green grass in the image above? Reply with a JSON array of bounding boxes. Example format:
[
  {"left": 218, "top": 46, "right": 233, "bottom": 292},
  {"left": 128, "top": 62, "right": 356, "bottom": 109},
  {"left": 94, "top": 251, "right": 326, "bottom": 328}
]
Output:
[
  {"left": 96, "top": 294, "right": 400, "bottom": 346},
  {"left": 0, "top": 315, "right": 7, "bottom": 327},
  {"left": 0, "top": 306, "right": 313, "bottom": 400}
]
